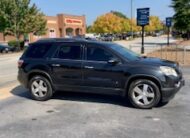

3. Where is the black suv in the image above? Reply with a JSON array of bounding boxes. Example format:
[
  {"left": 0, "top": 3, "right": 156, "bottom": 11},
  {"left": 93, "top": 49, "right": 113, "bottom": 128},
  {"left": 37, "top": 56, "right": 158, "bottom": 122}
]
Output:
[{"left": 18, "top": 38, "right": 185, "bottom": 109}]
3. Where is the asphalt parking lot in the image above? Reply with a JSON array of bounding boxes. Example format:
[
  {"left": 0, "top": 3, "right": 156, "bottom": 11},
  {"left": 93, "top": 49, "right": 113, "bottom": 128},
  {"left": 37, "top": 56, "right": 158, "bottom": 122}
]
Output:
[{"left": 0, "top": 46, "right": 190, "bottom": 138}]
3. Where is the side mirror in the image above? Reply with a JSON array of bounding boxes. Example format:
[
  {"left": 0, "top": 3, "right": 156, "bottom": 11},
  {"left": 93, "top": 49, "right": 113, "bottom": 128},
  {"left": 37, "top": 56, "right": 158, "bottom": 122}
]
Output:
[{"left": 108, "top": 58, "right": 120, "bottom": 65}]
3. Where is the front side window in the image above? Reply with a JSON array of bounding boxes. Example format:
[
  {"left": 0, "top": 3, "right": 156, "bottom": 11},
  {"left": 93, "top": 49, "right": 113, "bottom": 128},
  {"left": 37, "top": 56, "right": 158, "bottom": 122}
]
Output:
[
  {"left": 108, "top": 44, "right": 140, "bottom": 61},
  {"left": 54, "top": 45, "right": 81, "bottom": 60},
  {"left": 87, "top": 47, "right": 114, "bottom": 62}
]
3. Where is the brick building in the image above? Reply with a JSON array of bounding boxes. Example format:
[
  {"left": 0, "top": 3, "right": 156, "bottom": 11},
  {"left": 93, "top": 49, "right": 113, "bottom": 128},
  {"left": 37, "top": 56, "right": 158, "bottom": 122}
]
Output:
[{"left": 0, "top": 14, "right": 86, "bottom": 43}]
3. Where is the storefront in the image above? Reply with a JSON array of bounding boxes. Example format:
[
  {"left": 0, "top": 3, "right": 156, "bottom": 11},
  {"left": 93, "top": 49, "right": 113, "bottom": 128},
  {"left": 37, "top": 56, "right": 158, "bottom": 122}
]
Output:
[{"left": 0, "top": 14, "right": 86, "bottom": 43}]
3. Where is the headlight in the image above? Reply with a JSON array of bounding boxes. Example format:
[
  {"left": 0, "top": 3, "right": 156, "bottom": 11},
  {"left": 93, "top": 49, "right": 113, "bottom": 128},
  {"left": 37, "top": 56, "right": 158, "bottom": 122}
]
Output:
[{"left": 160, "top": 66, "right": 178, "bottom": 77}]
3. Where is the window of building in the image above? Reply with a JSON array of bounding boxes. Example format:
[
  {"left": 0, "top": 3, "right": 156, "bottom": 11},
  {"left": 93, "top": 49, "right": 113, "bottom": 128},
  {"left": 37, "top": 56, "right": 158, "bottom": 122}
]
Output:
[{"left": 49, "top": 28, "right": 56, "bottom": 38}]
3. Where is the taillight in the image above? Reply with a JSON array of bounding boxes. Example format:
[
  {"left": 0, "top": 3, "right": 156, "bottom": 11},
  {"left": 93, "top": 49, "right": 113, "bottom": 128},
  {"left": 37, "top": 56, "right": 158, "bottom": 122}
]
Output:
[{"left": 18, "top": 60, "right": 24, "bottom": 68}]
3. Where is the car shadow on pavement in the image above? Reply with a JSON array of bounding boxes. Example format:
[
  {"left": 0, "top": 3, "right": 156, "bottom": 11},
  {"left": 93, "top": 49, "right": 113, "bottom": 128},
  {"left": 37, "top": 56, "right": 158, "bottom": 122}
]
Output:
[
  {"left": 10, "top": 85, "right": 133, "bottom": 108},
  {"left": 10, "top": 85, "right": 31, "bottom": 99}
]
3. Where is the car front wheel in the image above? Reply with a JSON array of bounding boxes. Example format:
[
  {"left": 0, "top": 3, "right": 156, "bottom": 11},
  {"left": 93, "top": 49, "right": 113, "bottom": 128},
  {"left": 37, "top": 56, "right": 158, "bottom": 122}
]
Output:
[
  {"left": 128, "top": 79, "right": 161, "bottom": 109},
  {"left": 29, "top": 76, "right": 53, "bottom": 101}
]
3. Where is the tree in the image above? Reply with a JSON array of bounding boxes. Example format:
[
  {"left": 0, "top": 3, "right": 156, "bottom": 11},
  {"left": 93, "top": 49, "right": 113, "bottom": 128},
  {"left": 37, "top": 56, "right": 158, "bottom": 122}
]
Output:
[
  {"left": 120, "top": 18, "right": 131, "bottom": 32},
  {"left": 0, "top": 0, "right": 47, "bottom": 44},
  {"left": 87, "top": 25, "right": 93, "bottom": 33},
  {"left": 0, "top": 0, "right": 11, "bottom": 41},
  {"left": 171, "top": 0, "right": 190, "bottom": 39},
  {"left": 91, "top": 12, "right": 162, "bottom": 34},
  {"left": 0, "top": 16, "right": 7, "bottom": 41},
  {"left": 131, "top": 18, "right": 141, "bottom": 32},
  {"left": 145, "top": 16, "right": 163, "bottom": 33},
  {"left": 92, "top": 13, "right": 123, "bottom": 33},
  {"left": 111, "top": 11, "right": 131, "bottom": 33},
  {"left": 111, "top": 11, "right": 128, "bottom": 19}
]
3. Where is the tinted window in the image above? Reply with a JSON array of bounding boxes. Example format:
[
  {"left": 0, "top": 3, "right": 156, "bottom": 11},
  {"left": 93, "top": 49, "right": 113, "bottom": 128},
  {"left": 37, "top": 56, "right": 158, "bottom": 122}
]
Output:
[
  {"left": 108, "top": 44, "right": 140, "bottom": 61},
  {"left": 25, "top": 43, "right": 52, "bottom": 58},
  {"left": 87, "top": 47, "right": 114, "bottom": 61},
  {"left": 54, "top": 45, "right": 81, "bottom": 60}
]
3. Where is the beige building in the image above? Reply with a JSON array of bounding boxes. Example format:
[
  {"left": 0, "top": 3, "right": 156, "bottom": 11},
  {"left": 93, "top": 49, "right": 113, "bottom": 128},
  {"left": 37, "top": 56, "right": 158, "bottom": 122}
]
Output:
[{"left": 0, "top": 14, "right": 86, "bottom": 43}]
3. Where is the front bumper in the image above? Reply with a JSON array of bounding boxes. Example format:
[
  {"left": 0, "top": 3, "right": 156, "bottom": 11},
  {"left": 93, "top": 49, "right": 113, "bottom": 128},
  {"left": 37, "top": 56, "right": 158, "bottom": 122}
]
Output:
[{"left": 162, "top": 79, "right": 185, "bottom": 102}]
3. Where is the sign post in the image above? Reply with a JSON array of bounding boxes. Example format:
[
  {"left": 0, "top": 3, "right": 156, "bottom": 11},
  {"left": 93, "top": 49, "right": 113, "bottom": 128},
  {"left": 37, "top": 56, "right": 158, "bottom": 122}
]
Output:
[
  {"left": 137, "top": 8, "right": 150, "bottom": 54},
  {"left": 141, "top": 26, "right": 145, "bottom": 53},
  {"left": 166, "top": 17, "right": 172, "bottom": 46}
]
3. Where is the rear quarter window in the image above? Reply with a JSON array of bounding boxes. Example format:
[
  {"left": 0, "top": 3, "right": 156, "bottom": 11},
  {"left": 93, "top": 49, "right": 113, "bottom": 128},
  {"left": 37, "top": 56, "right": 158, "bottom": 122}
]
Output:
[{"left": 24, "top": 43, "right": 52, "bottom": 58}]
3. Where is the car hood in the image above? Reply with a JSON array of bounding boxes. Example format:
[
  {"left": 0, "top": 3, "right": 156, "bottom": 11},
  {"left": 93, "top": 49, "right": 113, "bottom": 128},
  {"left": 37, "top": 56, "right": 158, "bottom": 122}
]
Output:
[{"left": 132, "top": 57, "right": 178, "bottom": 68}]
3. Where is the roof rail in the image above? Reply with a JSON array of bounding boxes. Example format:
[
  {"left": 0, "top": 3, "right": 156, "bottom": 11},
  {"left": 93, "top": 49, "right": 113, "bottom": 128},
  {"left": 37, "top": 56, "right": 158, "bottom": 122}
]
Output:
[{"left": 36, "top": 37, "right": 89, "bottom": 43}]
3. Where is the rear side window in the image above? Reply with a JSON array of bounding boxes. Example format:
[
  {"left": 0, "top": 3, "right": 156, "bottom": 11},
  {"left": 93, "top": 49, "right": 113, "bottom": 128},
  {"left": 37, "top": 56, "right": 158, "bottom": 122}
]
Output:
[
  {"left": 54, "top": 45, "right": 81, "bottom": 60},
  {"left": 25, "top": 43, "right": 52, "bottom": 58}
]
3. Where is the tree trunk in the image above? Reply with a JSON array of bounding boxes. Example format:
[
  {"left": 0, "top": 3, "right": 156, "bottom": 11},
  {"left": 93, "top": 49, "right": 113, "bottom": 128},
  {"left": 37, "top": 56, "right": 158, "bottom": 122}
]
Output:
[
  {"left": 3, "top": 33, "right": 6, "bottom": 42},
  {"left": 15, "top": 34, "right": 20, "bottom": 51}
]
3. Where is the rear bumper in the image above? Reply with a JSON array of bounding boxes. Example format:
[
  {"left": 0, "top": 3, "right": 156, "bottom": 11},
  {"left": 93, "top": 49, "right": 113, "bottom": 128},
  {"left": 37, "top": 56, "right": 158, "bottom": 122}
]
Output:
[
  {"left": 162, "top": 79, "right": 185, "bottom": 102},
  {"left": 17, "top": 69, "right": 28, "bottom": 88}
]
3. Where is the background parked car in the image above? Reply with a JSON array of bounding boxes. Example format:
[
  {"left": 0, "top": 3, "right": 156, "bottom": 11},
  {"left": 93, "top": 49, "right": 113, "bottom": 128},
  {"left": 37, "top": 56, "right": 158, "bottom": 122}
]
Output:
[
  {"left": 152, "top": 31, "right": 162, "bottom": 37},
  {"left": 0, "top": 44, "right": 16, "bottom": 53},
  {"left": 100, "top": 34, "right": 114, "bottom": 41}
]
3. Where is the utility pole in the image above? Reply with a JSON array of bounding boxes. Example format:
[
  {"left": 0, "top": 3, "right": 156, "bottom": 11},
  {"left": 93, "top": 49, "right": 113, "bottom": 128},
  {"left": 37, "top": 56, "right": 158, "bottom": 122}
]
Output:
[{"left": 131, "top": 0, "right": 133, "bottom": 38}]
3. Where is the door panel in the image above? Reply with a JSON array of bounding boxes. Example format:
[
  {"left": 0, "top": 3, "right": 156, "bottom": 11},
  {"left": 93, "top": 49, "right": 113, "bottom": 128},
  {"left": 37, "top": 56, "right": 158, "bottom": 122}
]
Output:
[
  {"left": 83, "top": 45, "right": 125, "bottom": 89},
  {"left": 51, "top": 59, "right": 82, "bottom": 86},
  {"left": 83, "top": 61, "right": 125, "bottom": 88},
  {"left": 50, "top": 43, "right": 83, "bottom": 88}
]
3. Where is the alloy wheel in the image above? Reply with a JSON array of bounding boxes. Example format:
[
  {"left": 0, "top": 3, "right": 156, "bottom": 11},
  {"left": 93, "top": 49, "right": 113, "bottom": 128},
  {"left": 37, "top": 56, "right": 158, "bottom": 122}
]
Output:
[
  {"left": 132, "top": 84, "right": 155, "bottom": 106},
  {"left": 31, "top": 80, "right": 48, "bottom": 98}
]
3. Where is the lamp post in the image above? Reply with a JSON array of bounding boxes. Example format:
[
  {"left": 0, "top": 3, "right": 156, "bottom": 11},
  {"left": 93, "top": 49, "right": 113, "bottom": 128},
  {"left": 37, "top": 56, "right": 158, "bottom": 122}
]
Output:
[{"left": 131, "top": 0, "right": 133, "bottom": 38}]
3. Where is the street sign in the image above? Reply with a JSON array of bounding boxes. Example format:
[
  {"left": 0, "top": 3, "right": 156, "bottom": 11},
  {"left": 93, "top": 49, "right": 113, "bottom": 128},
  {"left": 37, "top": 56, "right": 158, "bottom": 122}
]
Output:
[
  {"left": 137, "top": 8, "right": 150, "bottom": 26},
  {"left": 166, "top": 17, "right": 172, "bottom": 46},
  {"left": 137, "top": 8, "right": 150, "bottom": 54},
  {"left": 166, "top": 17, "right": 172, "bottom": 27}
]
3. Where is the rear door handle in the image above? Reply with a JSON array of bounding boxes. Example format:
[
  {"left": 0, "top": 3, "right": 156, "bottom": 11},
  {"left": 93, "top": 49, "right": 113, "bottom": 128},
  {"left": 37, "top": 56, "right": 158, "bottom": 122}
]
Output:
[
  {"left": 52, "top": 64, "right": 61, "bottom": 67},
  {"left": 84, "top": 66, "right": 94, "bottom": 69}
]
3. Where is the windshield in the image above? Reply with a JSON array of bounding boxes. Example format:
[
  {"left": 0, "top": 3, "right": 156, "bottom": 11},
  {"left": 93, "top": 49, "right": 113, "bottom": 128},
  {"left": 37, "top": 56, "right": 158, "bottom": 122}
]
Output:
[{"left": 109, "top": 43, "right": 141, "bottom": 61}]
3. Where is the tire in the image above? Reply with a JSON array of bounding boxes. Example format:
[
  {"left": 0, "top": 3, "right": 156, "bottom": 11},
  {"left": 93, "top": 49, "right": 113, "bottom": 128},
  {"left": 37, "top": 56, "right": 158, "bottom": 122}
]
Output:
[
  {"left": 157, "top": 101, "right": 169, "bottom": 107},
  {"left": 128, "top": 79, "right": 161, "bottom": 109},
  {"left": 2, "top": 50, "right": 6, "bottom": 53},
  {"left": 29, "top": 76, "right": 53, "bottom": 101}
]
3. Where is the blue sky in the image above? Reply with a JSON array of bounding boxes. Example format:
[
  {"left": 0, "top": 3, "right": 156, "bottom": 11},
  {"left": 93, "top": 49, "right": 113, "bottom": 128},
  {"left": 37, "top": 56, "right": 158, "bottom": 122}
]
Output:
[{"left": 31, "top": 0, "right": 174, "bottom": 25}]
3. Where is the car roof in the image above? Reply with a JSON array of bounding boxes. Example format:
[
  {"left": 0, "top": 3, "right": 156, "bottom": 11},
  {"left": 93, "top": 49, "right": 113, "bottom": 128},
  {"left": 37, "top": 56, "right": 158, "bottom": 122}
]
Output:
[{"left": 31, "top": 38, "right": 115, "bottom": 47}]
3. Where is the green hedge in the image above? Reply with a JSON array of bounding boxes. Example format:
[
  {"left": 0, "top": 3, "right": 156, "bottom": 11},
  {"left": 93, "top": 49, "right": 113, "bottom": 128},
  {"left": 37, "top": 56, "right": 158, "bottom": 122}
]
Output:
[{"left": 8, "top": 40, "right": 25, "bottom": 50}]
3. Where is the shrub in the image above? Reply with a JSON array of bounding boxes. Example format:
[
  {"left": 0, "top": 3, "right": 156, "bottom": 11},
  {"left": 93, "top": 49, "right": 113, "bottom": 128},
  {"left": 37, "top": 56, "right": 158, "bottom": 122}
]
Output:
[{"left": 8, "top": 40, "right": 25, "bottom": 50}]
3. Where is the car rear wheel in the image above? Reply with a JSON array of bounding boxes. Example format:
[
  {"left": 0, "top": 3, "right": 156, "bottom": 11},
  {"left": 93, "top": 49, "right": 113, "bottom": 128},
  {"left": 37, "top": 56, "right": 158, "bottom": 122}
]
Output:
[
  {"left": 128, "top": 79, "right": 161, "bottom": 109},
  {"left": 29, "top": 76, "right": 53, "bottom": 101},
  {"left": 2, "top": 50, "right": 7, "bottom": 53}
]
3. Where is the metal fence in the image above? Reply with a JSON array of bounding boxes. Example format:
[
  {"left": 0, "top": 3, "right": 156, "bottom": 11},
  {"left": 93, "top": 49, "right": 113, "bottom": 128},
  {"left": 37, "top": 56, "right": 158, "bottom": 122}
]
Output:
[{"left": 129, "top": 45, "right": 190, "bottom": 65}]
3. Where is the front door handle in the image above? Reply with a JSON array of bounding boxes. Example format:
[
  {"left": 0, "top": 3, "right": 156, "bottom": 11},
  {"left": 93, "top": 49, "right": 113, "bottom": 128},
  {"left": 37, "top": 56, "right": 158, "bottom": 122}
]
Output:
[
  {"left": 52, "top": 64, "right": 61, "bottom": 67},
  {"left": 84, "top": 66, "right": 94, "bottom": 69}
]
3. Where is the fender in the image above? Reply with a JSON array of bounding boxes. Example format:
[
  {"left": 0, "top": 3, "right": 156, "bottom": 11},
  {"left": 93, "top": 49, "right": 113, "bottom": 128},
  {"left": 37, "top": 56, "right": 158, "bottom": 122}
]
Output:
[
  {"left": 27, "top": 69, "right": 54, "bottom": 88},
  {"left": 123, "top": 74, "right": 162, "bottom": 97}
]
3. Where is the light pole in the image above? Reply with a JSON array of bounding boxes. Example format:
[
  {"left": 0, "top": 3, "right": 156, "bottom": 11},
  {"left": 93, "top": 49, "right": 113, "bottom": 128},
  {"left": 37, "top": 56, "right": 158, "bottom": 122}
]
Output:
[{"left": 131, "top": 0, "right": 133, "bottom": 38}]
